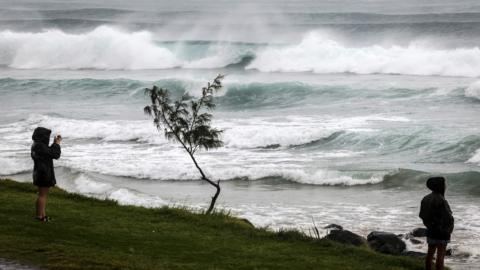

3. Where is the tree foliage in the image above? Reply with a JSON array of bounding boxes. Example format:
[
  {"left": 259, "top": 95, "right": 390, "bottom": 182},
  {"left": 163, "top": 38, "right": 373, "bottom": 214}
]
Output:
[{"left": 144, "top": 75, "right": 225, "bottom": 214}]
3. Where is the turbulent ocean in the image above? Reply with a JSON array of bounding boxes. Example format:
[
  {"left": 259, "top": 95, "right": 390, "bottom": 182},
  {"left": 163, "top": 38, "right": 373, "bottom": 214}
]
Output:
[{"left": 1, "top": 0, "right": 480, "bottom": 268}]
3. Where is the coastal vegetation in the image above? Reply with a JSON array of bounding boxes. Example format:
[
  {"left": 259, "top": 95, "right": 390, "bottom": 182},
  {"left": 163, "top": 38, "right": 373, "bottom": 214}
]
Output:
[
  {"left": 144, "top": 75, "right": 224, "bottom": 214},
  {"left": 0, "top": 179, "right": 425, "bottom": 270}
]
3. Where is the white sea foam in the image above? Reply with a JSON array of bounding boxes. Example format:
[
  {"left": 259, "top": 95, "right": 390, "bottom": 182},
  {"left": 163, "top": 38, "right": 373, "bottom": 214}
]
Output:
[
  {"left": 14, "top": 114, "right": 408, "bottom": 149},
  {"left": 3, "top": 26, "right": 480, "bottom": 77},
  {"left": 0, "top": 157, "right": 31, "bottom": 175},
  {"left": 0, "top": 26, "right": 242, "bottom": 70},
  {"left": 108, "top": 188, "right": 167, "bottom": 208},
  {"left": 28, "top": 115, "right": 164, "bottom": 143},
  {"left": 70, "top": 174, "right": 167, "bottom": 207},
  {"left": 221, "top": 115, "right": 408, "bottom": 148},
  {"left": 0, "top": 113, "right": 407, "bottom": 183},
  {"left": 0, "top": 26, "right": 180, "bottom": 70},
  {"left": 74, "top": 174, "right": 112, "bottom": 194},
  {"left": 465, "top": 81, "right": 480, "bottom": 100},
  {"left": 467, "top": 149, "right": 480, "bottom": 165},
  {"left": 59, "top": 144, "right": 381, "bottom": 185},
  {"left": 248, "top": 32, "right": 480, "bottom": 77}
]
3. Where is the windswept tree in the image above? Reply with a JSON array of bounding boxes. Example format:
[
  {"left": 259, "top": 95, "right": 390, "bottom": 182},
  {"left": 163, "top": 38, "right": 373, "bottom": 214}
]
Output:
[{"left": 144, "top": 75, "right": 224, "bottom": 214}]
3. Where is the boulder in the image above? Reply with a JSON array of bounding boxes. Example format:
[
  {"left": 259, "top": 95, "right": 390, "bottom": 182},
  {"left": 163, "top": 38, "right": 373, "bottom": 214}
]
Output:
[
  {"left": 410, "top": 228, "right": 427, "bottom": 238},
  {"left": 324, "top": 229, "right": 367, "bottom": 246},
  {"left": 367, "top": 231, "right": 406, "bottom": 255},
  {"left": 445, "top": 247, "right": 471, "bottom": 259},
  {"left": 323, "top": 224, "right": 343, "bottom": 231},
  {"left": 409, "top": 238, "right": 422, "bottom": 245}
]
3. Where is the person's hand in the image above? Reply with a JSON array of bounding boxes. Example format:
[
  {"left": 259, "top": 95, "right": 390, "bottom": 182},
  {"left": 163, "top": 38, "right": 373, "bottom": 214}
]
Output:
[{"left": 54, "top": 135, "right": 62, "bottom": 144}]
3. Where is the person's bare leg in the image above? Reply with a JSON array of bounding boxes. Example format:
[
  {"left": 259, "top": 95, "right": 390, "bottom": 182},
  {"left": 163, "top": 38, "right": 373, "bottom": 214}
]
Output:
[
  {"left": 426, "top": 244, "right": 437, "bottom": 270},
  {"left": 435, "top": 244, "right": 447, "bottom": 270},
  {"left": 36, "top": 187, "right": 42, "bottom": 218},
  {"left": 36, "top": 187, "right": 49, "bottom": 219}
]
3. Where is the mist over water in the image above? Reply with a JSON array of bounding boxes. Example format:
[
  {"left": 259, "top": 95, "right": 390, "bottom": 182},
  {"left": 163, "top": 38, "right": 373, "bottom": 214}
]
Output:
[{"left": 0, "top": 1, "right": 479, "bottom": 268}]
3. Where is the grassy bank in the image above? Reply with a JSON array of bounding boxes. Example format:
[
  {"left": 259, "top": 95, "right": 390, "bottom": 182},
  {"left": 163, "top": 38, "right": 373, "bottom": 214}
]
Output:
[{"left": 0, "top": 179, "right": 423, "bottom": 270}]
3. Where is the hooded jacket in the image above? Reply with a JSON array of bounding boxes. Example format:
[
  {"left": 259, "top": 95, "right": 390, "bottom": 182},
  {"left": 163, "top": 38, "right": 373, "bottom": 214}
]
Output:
[
  {"left": 419, "top": 177, "right": 454, "bottom": 241},
  {"left": 31, "top": 127, "right": 61, "bottom": 187}
]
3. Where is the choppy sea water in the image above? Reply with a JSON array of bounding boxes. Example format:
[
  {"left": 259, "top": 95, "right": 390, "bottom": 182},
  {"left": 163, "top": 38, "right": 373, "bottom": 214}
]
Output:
[{"left": 1, "top": 1, "right": 480, "bottom": 268}]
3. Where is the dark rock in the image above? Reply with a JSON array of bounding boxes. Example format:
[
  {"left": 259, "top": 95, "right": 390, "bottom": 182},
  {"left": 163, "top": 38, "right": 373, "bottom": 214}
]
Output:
[
  {"left": 445, "top": 248, "right": 471, "bottom": 259},
  {"left": 402, "top": 251, "right": 426, "bottom": 258},
  {"left": 409, "top": 238, "right": 422, "bottom": 245},
  {"left": 367, "top": 231, "right": 406, "bottom": 255},
  {"left": 323, "top": 224, "right": 343, "bottom": 231},
  {"left": 324, "top": 229, "right": 367, "bottom": 246},
  {"left": 455, "top": 252, "right": 471, "bottom": 259},
  {"left": 410, "top": 228, "right": 427, "bottom": 238}
]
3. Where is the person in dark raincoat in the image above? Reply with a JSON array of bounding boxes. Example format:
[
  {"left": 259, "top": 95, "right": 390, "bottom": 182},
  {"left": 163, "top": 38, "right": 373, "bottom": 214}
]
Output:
[
  {"left": 31, "top": 127, "right": 61, "bottom": 222},
  {"left": 419, "top": 176, "right": 454, "bottom": 270}
]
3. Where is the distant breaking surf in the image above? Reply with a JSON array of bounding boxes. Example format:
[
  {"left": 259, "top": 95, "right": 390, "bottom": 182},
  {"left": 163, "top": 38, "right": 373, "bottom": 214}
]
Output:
[{"left": 1, "top": 26, "right": 480, "bottom": 77}]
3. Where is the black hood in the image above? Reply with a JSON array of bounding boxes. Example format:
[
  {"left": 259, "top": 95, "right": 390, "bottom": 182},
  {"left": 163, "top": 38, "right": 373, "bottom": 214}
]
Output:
[
  {"left": 426, "top": 176, "right": 446, "bottom": 196},
  {"left": 32, "top": 127, "right": 51, "bottom": 144}
]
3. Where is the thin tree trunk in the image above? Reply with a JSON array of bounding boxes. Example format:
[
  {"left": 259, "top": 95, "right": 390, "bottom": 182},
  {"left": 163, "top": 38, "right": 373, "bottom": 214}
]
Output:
[
  {"left": 157, "top": 97, "right": 221, "bottom": 214},
  {"left": 187, "top": 151, "right": 221, "bottom": 214},
  {"left": 206, "top": 180, "right": 220, "bottom": 214},
  {"left": 162, "top": 114, "right": 221, "bottom": 214}
]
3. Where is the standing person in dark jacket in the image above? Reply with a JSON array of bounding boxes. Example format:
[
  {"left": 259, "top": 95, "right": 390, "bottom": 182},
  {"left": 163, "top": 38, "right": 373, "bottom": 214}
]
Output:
[
  {"left": 31, "top": 127, "right": 61, "bottom": 222},
  {"left": 419, "top": 176, "right": 454, "bottom": 270}
]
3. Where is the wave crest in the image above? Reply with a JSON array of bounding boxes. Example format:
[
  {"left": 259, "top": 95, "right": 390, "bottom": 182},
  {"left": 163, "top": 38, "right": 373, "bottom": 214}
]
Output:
[
  {"left": 247, "top": 32, "right": 480, "bottom": 77},
  {"left": 0, "top": 26, "right": 180, "bottom": 69},
  {"left": 468, "top": 149, "right": 480, "bottom": 165},
  {"left": 3, "top": 27, "right": 480, "bottom": 77},
  {"left": 466, "top": 81, "right": 480, "bottom": 100},
  {"left": 0, "top": 26, "right": 248, "bottom": 70}
]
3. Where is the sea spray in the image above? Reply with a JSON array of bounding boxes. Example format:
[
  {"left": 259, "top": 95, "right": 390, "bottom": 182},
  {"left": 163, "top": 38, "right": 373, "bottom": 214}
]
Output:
[
  {"left": 3, "top": 26, "right": 480, "bottom": 77},
  {"left": 465, "top": 81, "right": 480, "bottom": 100},
  {"left": 247, "top": 32, "right": 480, "bottom": 77}
]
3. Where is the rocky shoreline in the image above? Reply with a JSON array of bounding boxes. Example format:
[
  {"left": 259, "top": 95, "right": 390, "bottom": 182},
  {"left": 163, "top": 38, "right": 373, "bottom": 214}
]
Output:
[{"left": 322, "top": 224, "right": 470, "bottom": 261}]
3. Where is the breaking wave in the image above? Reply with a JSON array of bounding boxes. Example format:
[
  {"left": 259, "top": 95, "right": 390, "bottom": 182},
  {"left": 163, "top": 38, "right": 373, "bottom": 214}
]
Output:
[
  {"left": 381, "top": 169, "right": 480, "bottom": 196},
  {"left": 466, "top": 81, "right": 480, "bottom": 100},
  {"left": 468, "top": 149, "right": 480, "bottom": 165},
  {"left": 2, "top": 26, "right": 480, "bottom": 77},
  {"left": 247, "top": 32, "right": 480, "bottom": 77},
  {"left": 0, "top": 26, "right": 247, "bottom": 70}
]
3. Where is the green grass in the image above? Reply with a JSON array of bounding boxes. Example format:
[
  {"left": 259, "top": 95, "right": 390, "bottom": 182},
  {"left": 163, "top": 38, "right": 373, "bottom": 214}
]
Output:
[{"left": 0, "top": 179, "right": 424, "bottom": 270}]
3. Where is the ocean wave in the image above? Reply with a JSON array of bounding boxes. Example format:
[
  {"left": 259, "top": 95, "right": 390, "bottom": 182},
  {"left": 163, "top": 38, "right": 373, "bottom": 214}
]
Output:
[
  {"left": 2, "top": 26, "right": 480, "bottom": 77},
  {"left": 428, "top": 135, "right": 480, "bottom": 163},
  {"left": 465, "top": 81, "right": 480, "bottom": 100},
  {"left": 0, "top": 157, "right": 31, "bottom": 175},
  {"left": 0, "top": 78, "right": 464, "bottom": 113},
  {"left": 9, "top": 114, "right": 409, "bottom": 148},
  {"left": 0, "top": 26, "right": 249, "bottom": 70},
  {"left": 468, "top": 149, "right": 480, "bottom": 165},
  {"left": 0, "top": 26, "right": 181, "bottom": 69},
  {"left": 70, "top": 174, "right": 168, "bottom": 208},
  {"left": 65, "top": 160, "right": 384, "bottom": 186},
  {"left": 3, "top": 113, "right": 478, "bottom": 166},
  {"left": 21, "top": 114, "right": 165, "bottom": 143},
  {"left": 247, "top": 31, "right": 480, "bottom": 77},
  {"left": 382, "top": 169, "right": 480, "bottom": 196}
]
